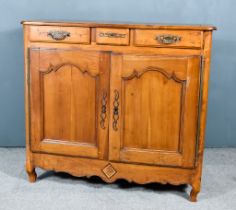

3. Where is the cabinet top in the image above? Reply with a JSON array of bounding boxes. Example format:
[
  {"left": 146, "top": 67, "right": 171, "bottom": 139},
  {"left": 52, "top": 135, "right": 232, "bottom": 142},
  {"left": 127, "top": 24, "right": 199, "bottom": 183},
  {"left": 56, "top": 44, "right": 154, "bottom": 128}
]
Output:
[{"left": 21, "top": 20, "right": 216, "bottom": 31}]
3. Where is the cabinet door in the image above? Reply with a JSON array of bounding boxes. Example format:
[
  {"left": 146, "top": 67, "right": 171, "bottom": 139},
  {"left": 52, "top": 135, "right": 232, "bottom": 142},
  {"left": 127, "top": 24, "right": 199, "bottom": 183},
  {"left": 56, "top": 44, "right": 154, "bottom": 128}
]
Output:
[
  {"left": 29, "top": 48, "right": 110, "bottom": 159},
  {"left": 109, "top": 53, "right": 201, "bottom": 168}
]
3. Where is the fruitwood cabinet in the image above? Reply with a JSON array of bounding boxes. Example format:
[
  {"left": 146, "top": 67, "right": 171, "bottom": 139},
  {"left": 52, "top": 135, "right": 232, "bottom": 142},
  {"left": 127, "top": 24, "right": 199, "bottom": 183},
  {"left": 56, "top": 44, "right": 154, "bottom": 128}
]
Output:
[{"left": 22, "top": 21, "right": 216, "bottom": 201}]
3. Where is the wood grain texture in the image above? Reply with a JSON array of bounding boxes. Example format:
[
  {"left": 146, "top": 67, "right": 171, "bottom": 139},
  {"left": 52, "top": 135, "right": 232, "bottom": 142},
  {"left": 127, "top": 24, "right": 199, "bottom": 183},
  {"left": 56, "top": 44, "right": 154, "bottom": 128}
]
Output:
[
  {"left": 134, "top": 29, "right": 203, "bottom": 48},
  {"left": 27, "top": 41, "right": 203, "bottom": 56},
  {"left": 33, "top": 153, "right": 194, "bottom": 185},
  {"left": 29, "top": 48, "right": 110, "bottom": 158},
  {"left": 21, "top": 20, "right": 216, "bottom": 31},
  {"left": 24, "top": 25, "right": 38, "bottom": 183},
  {"left": 42, "top": 64, "right": 97, "bottom": 144},
  {"left": 96, "top": 28, "right": 129, "bottom": 45},
  {"left": 189, "top": 31, "right": 213, "bottom": 202},
  {"left": 23, "top": 21, "right": 215, "bottom": 202},
  {"left": 30, "top": 25, "right": 90, "bottom": 44},
  {"left": 109, "top": 54, "right": 200, "bottom": 168}
]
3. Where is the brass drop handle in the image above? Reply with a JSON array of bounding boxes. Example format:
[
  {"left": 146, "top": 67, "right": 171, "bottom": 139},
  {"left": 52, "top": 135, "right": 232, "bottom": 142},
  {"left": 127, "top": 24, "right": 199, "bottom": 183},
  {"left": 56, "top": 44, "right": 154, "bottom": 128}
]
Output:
[
  {"left": 156, "top": 34, "right": 181, "bottom": 44},
  {"left": 112, "top": 90, "right": 119, "bottom": 131},
  {"left": 99, "top": 32, "right": 126, "bottom": 38},
  {"left": 100, "top": 91, "right": 107, "bottom": 129},
  {"left": 47, "top": 31, "right": 71, "bottom": 40}
]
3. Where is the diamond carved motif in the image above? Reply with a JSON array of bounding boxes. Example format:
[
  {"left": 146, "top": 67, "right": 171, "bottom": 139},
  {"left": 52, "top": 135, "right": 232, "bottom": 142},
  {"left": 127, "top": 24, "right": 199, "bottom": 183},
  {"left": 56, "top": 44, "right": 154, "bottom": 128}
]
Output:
[{"left": 102, "top": 163, "right": 117, "bottom": 179}]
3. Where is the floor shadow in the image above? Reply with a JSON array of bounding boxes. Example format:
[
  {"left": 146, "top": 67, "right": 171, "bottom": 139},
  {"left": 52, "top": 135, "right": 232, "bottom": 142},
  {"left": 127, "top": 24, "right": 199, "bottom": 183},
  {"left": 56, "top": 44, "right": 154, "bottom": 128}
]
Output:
[
  {"left": 2, "top": 148, "right": 236, "bottom": 201},
  {"left": 37, "top": 170, "right": 189, "bottom": 199}
]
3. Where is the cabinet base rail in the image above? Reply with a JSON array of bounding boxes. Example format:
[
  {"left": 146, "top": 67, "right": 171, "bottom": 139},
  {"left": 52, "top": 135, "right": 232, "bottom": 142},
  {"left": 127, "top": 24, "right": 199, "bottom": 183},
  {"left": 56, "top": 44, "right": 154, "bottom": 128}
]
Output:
[{"left": 26, "top": 152, "right": 201, "bottom": 202}]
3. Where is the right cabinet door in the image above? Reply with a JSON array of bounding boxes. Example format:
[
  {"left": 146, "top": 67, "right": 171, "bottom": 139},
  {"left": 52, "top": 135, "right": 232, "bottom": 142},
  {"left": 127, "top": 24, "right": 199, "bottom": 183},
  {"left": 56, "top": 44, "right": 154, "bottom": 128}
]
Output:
[{"left": 109, "top": 53, "right": 202, "bottom": 168}]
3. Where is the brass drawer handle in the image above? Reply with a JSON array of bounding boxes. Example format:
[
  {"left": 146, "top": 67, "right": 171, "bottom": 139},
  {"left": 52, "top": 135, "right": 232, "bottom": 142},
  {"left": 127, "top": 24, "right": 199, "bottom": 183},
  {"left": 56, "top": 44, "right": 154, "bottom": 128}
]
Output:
[
  {"left": 156, "top": 34, "right": 181, "bottom": 44},
  {"left": 99, "top": 32, "right": 126, "bottom": 38},
  {"left": 112, "top": 90, "right": 119, "bottom": 131},
  {"left": 47, "top": 31, "right": 71, "bottom": 40},
  {"left": 100, "top": 91, "right": 107, "bottom": 129}
]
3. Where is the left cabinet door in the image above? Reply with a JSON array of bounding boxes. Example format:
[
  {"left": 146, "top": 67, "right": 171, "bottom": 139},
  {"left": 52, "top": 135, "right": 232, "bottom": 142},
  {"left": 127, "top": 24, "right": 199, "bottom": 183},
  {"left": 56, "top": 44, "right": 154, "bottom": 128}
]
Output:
[{"left": 28, "top": 48, "right": 110, "bottom": 159}]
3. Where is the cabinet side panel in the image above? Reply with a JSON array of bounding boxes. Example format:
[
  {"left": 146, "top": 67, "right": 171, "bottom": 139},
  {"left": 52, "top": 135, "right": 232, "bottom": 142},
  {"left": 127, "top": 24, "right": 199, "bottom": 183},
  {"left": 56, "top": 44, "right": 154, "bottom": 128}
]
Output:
[{"left": 191, "top": 31, "right": 213, "bottom": 184}]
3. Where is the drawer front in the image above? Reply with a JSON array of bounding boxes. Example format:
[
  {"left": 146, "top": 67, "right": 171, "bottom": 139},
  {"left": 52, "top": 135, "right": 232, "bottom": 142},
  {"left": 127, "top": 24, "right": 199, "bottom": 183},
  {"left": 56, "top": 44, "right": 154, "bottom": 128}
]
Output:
[
  {"left": 29, "top": 26, "right": 90, "bottom": 44},
  {"left": 134, "top": 29, "right": 203, "bottom": 48},
  {"left": 96, "top": 28, "right": 129, "bottom": 45}
]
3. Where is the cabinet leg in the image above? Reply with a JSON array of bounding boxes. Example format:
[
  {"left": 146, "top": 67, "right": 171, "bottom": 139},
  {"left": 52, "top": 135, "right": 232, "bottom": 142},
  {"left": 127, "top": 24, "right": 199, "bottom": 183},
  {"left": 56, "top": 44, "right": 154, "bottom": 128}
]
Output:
[
  {"left": 25, "top": 162, "right": 37, "bottom": 183},
  {"left": 190, "top": 180, "right": 200, "bottom": 202},
  {"left": 26, "top": 168, "right": 37, "bottom": 183}
]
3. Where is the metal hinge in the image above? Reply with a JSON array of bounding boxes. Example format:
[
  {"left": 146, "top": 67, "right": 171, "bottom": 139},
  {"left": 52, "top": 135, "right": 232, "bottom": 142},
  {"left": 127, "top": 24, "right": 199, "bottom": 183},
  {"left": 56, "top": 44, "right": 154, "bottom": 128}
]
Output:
[
  {"left": 195, "top": 55, "right": 205, "bottom": 165},
  {"left": 27, "top": 48, "right": 30, "bottom": 86}
]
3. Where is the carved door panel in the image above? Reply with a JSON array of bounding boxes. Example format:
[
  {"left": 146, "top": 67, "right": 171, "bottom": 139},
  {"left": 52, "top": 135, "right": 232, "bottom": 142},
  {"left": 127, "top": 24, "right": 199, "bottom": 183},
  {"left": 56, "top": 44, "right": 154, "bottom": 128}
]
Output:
[
  {"left": 29, "top": 48, "right": 110, "bottom": 159},
  {"left": 109, "top": 53, "right": 201, "bottom": 168}
]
